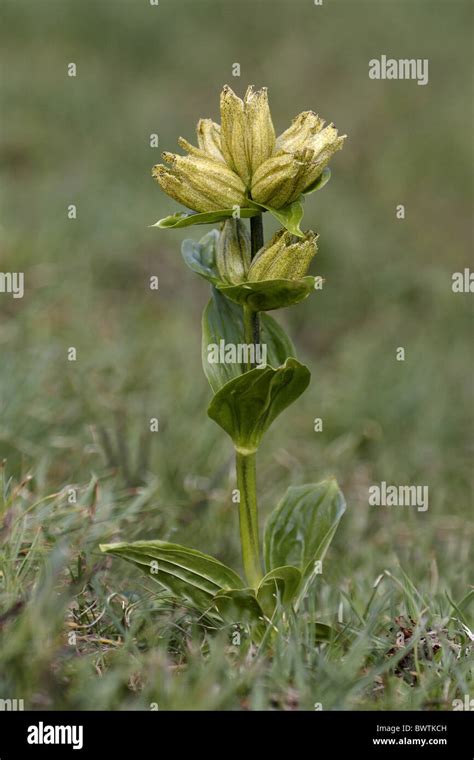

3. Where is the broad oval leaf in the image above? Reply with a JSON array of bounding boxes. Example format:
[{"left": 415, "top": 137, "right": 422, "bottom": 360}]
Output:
[
  {"left": 100, "top": 540, "right": 243, "bottom": 612},
  {"left": 260, "top": 311, "right": 296, "bottom": 367},
  {"left": 248, "top": 199, "right": 304, "bottom": 237},
  {"left": 151, "top": 207, "right": 259, "bottom": 230},
  {"left": 218, "top": 276, "right": 315, "bottom": 312},
  {"left": 202, "top": 288, "right": 296, "bottom": 393},
  {"left": 181, "top": 230, "right": 220, "bottom": 284},
  {"left": 212, "top": 587, "right": 264, "bottom": 624},
  {"left": 207, "top": 358, "right": 310, "bottom": 453},
  {"left": 264, "top": 479, "right": 346, "bottom": 591},
  {"left": 256, "top": 565, "right": 302, "bottom": 617},
  {"left": 302, "top": 167, "right": 331, "bottom": 196}
]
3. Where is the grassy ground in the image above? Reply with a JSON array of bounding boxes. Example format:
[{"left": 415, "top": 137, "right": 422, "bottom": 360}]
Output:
[{"left": 0, "top": 0, "right": 472, "bottom": 710}]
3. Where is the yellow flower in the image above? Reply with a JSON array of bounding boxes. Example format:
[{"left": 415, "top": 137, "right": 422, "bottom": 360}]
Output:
[
  {"left": 196, "top": 119, "right": 226, "bottom": 164},
  {"left": 152, "top": 151, "right": 247, "bottom": 212},
  {"left": 248, "top": 230, "right": 318, "bottom": 281},
  {"left": 251, "top": 116, "right": 346, "bottom": 208},
  {"left": 220, "top": 85, "right": 275, "bottom": 187}
]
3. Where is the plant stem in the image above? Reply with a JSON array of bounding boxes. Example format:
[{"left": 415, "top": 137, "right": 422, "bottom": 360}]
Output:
[
  {"left": 249, "top": 214, "right": 263, "bottom": 346},
  {"left": 243, "top": 304, "right": 254, "bottom": 372},
  {"left": 235, "top": 450, "right": 262, "bottom": 587},
  {"left": 250, "top": 213, "right": 264, "bottom": 255},
  {"left": 234, "top": 214, "right": 265, "bottom": 586}
]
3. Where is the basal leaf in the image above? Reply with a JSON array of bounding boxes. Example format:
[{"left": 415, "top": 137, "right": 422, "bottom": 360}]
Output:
[
  {"left": 151, "top": 207, "right": 259, "bottom": 230},
  {"left": 202, "top": 289, "right": 297, "bottom": 393},
  {"left": 264, "top": 479, "right": 346, "bottom": 594},
  {"left": 256, "top": 565, "right": 301, "bottom": 617},
  {"left": 218, "top": 276, "right": 315, "bottom": 312},
  {"left": 207, "top": 358, "right": 310, "bottom": 453},
  {"left": 100, "top": 540, "right": 243, "bottom": 612},
  {"left": 212, "top": 588, "right": 265, "bottom": 625}
]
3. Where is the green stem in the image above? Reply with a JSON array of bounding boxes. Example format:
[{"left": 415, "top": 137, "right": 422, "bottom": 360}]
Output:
[
  {"left": 250, "top": 213, "right": 264, "bottom": 255},
  {"left": 236, "top": 450, "right": 262, "bottom": 587},
  {"left": 249, "top": 214, "right": 263, "bottom": 347},
  {"left": 243, "top": 304, "right": 255, "bottom": 372},
  {"left": 234, "top": 214, "right": 266, "bottom": 585}
]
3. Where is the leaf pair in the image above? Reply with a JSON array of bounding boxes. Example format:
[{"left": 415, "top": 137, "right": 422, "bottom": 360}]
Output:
[
  {"left": 202, "top": 289, "right": 310, "bottom": 452},
  {"left": 100, "top": 477, "right": 346, "bottom": 631},
  {"left": 201, "top": 288, "right": 295, "bottom": 393},
  {"left": 183, "top": 230, "right": 317, "bottom": 312}
]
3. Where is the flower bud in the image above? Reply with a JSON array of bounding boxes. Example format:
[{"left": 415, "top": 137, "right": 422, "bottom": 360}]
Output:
[
  {"left": 276, "top": 111, "right": 325, "bottom": 153},
  {"left": 248, "top": 230, "right": 318, "bottom": 281},
  {"left": 244, "top": 85, "right": 275, "bottom": 175},
  {"left": 250, "top": 153, "right": 299, "bottom": 206},
  {"left": 220, "top": 85, "right": 276, "bottom": 187},
  {"left": 216, "top": 219, "right": 251, "bottom": 284},
  {"left": 196, "top": 119, "right": 225, "bottom": 164},
  {"left": 155, "top": 151, "right": 247, "bottom": 211},
  {"left": 300, "top": 125, "right": 346, "bottom": 190},
  {"left": 251, "top": 123, "right": 346, "bottom": 208},
  {"left": 220, "top": 85, "right": 252, "bottom": 186},
  {"left": 152, "top": 164, "right": 219, "bottom": 212}
]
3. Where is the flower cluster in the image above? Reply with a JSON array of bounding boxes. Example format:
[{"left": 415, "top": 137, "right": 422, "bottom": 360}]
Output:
[
  {"left": 215, "top": 220, "right": 318, "bottom": 285},
  {"left": 153, "top": 85, "right": 346, "bottom": 212}
]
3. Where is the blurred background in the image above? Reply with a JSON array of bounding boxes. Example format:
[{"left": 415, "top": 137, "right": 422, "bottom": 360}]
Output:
[{"left": 0, "top": 0, "right": 472, "bottom": 710}]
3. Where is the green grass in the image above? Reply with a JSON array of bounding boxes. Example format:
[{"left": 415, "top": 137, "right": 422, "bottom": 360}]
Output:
[
  {"left": 0, "top": 470, "right": 472, "bottom": 710},
  {"left": 0, "top": 0, "right": 472, "bottom": 710}
]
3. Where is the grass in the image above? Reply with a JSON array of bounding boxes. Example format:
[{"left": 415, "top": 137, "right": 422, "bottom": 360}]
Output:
[
  {"left": 0, "top": 0, "right": 472, "bottom": 710},
  {"left": 1, "top": 470, "right": 472, "bottom": 710}
]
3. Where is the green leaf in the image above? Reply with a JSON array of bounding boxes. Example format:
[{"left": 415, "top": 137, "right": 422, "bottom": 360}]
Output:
[
  {"left": 181, "top": 230, "right": 220, "bottom": 284},
  {"left": 207, "top": 358, "right": 310, "bottom": 453},
  {"left": 212, "top": 588, "right": 265, "bottom": 625},
  {"left": 256, "top": 565, "right": 302, "bottom": 617},
  {"left": 202, "top": 289, "right": 245, "bottom": 392},
  {"left": 302, "top": 167, "right": 331, "bottom": 196},
  {"left": 202, "top": 288, "right": 297, "bottom": 393},
  {"left": 249, "top": 199, "right": 305, "bottom": 237},
  {"left": 264, "top": 479, "right": 346, "bottom": 594},
  {"left": 218, "top": 276, "right": 315, "bottom": 312},
  {"left": 100, "top": 540, "right": 243, "bottom": 612},
  {"left": 151, "top": 207, "right": 259, "bottom": 230},
  {"left": 260, "top": 311, "right": 296, "bottom": 367}
]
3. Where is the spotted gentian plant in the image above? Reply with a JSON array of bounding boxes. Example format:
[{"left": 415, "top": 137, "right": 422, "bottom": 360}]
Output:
[{"left": 101, "top": 86, "right": 347, "bottom": 639}]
